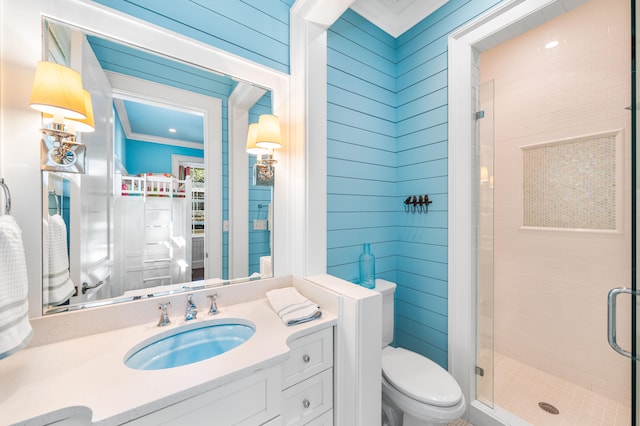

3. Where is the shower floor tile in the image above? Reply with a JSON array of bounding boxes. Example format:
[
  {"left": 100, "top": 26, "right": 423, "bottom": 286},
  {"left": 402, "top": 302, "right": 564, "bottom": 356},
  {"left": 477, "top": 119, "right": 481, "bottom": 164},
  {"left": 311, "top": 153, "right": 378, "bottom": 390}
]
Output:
[{"left": 493, "top": 352, "right": 630, "bottom": 426}]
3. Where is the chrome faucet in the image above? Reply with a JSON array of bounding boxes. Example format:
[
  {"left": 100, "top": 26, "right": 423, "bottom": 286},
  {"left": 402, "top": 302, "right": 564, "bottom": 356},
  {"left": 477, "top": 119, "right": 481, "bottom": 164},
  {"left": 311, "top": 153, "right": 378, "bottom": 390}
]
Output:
[
  {"left": 185, "top": 294, "right": 198, "bottom": 321},
  {"left": 207, "top": 293, "right": 219, "bottom": 315},
  {"left": 158, "top": 302, "right": 171, "bottom": 327}
]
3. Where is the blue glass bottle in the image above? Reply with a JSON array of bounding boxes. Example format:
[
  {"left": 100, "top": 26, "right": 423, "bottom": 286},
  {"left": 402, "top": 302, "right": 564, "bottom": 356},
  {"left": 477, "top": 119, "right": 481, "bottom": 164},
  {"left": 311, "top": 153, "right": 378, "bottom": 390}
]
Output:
[{"left": 359, "top": 243, "right": 376, "bottom": 289}]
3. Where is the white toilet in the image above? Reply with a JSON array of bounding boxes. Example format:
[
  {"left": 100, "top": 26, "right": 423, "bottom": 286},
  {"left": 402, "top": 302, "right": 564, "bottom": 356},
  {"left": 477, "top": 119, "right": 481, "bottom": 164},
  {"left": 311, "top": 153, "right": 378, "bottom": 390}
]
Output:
[{"left": 375, "top": 280, "right": 466, "bottom": 426}]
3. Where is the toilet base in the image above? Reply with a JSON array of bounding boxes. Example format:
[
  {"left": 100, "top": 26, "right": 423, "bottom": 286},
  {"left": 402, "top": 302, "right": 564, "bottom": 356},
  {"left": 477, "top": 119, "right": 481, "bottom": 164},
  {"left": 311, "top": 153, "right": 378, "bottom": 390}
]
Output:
[
  {"left": 383, "top": 391, "right": 452, "bottom": 426},
  {"left": 382, "top": 376, "right": 465, "bottom": 426},
  {"left": 382, "top": 392, "right": 402, "bottom": 426},
  {"left": 403, "top": 413, "right": 450, "bottom": 426}
]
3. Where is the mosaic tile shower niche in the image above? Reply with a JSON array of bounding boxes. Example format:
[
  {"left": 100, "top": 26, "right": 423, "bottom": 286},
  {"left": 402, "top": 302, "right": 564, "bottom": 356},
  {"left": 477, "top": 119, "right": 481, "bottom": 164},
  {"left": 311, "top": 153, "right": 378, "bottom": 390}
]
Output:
[{"left": 522, "top": 132, "right": 619, "bottom": 230}]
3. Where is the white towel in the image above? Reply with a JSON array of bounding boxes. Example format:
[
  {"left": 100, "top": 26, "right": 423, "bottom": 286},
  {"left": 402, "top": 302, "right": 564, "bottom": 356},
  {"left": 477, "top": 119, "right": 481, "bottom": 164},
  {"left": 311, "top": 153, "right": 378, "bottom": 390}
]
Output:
[
  {"left": 266, "top": 287, "right": 321, "bottom": 326},
  {"left": 43, "top": 214, "right": 75, "bottom": 306},
  {"left": 0, "top": 215, "right": 33, "bottom": 359}
]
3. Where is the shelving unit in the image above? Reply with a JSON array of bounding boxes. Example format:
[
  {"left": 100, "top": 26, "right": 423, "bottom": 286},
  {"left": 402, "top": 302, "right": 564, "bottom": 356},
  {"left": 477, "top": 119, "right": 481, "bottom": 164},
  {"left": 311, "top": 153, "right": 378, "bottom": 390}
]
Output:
[
  {"left": 113, "top": 174, "right": 192, "bottom": 295},
  {"left": 191, "top": 182, "right": 205, "bottom": 235},
  {"left": 142, "top": 196, "right": 173, "bottom": 286}
]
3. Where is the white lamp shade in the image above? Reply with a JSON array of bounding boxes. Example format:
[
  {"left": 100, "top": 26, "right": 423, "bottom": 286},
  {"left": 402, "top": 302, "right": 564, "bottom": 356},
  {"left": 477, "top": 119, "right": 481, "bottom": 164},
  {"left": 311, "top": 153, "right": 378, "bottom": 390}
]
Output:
[
  {"left": 66, "top": 90, "right": 95, "bottom": 132},
  {"left": 246, "top": 122, "right": 267, "bottom": 155},
  {"left": 255, "top": 114, "right": 282, "bottom": 150},
  {"left": 29, "top": 61, "right": 86, "bottom": 120},
  {"left": 43, "top": 89, "right": 95, "bottom": 133}
]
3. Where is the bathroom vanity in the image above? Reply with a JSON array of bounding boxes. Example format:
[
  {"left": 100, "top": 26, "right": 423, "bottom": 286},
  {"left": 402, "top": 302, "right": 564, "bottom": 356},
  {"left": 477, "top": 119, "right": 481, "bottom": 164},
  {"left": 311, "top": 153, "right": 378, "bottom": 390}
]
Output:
[
  {"left": 124, "top": 327, "right": 335, "bottom": 425},
  {"left": 0, "top": 277, "right": 340, "bottom": 425}
]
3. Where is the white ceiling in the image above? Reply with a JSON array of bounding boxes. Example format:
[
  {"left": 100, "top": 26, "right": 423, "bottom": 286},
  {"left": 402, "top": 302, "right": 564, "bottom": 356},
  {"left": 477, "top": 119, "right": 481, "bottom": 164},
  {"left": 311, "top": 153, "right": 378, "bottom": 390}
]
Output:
[{"left": 350, "top": 0, "right": 449, "bottom": 38}]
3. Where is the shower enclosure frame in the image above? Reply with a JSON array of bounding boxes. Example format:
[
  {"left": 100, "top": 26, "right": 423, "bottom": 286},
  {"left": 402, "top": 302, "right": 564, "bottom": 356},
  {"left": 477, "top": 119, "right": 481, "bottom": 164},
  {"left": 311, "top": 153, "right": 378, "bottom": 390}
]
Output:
[{"left": 447, "top": 0, "right": 636, "bottom": 425}]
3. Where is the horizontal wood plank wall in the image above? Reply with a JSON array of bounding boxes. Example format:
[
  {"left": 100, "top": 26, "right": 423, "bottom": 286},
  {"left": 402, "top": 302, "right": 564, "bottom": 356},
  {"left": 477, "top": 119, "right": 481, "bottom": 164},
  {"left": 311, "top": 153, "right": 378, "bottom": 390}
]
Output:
[
  {"left": 395, "top": 0, "right": 503, "bottom": 367},
  {"left": 92, "top": 0, "right": 295, "bottom": 74},
  {"left": 248, "top": 93, "right": 273, "bottom": 276},
  {"left": 327, "top": 9, "right": 397, "bottom": 287}
]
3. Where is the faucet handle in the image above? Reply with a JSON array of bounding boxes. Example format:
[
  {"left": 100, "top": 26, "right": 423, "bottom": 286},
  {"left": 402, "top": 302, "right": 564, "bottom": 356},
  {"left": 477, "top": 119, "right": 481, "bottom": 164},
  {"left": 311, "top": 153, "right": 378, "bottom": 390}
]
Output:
[
  {"left": 207, "top": 293, "right": 219, "bottom": 315},
  {"left": 158, "top": 302, "right": 171, "bottom": 327},
  {"left": 185, "top": 294, "right": 198, "bottom": 321}
]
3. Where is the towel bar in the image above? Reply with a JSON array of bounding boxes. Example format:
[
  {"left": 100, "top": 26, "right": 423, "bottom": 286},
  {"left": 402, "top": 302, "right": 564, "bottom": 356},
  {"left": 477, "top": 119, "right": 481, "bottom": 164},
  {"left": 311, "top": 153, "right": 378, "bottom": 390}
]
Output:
[
  {"left": 49, "top": 189, "right": 60, "bottom": 215},
  {"left": 0, "top": 178, "right": 11, "bottom": 215}
]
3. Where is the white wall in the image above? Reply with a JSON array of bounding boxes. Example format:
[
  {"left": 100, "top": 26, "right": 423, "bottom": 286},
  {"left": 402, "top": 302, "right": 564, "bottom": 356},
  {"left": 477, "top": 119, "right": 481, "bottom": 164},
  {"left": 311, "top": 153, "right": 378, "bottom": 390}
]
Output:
[{"left": 480, "top": 0, "right": 631, "bottom": 403}]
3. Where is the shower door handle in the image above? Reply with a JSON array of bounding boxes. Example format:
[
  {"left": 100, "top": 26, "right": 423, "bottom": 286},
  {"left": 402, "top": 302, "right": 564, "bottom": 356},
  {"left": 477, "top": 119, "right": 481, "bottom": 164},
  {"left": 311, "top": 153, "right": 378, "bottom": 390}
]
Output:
[{"left": 607, "top": 287, "right": 632, "bottom": 359}]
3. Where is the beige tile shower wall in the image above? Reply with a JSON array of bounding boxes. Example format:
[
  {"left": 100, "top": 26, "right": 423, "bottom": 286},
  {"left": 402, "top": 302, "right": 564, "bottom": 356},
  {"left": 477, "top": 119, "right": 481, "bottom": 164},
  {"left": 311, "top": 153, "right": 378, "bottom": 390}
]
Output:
[{"left": 479, "top": 0, "right": 631, "bottom": 404}]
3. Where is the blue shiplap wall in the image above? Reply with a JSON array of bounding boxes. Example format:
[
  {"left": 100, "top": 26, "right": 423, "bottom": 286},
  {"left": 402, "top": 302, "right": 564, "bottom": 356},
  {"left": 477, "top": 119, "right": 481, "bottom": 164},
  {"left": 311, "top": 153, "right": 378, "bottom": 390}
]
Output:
[
  {"left": 393, "top": 0, "right": 502, "bottom": 367},
  {"left": 123, "top": 140, "right": 203, "bottom": 175},
  {"left": 326, "top": 10, "right": 398, "bottom": 286},
  {"left": 91, "top": 0, "right": 295, "bottom": 74},
  {"left": 328, "top": 2, "right": 503, "bottom": 368}
]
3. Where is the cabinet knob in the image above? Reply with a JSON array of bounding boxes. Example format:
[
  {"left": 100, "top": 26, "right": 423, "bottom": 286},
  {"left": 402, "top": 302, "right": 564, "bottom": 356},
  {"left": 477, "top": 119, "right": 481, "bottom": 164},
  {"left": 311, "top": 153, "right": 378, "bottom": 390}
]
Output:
[
  {"left": 302, "top": 398, "right": 311, "bottom": 409},
  {"left": 302, "top": 354, "right": 310, "bottom": 363}
]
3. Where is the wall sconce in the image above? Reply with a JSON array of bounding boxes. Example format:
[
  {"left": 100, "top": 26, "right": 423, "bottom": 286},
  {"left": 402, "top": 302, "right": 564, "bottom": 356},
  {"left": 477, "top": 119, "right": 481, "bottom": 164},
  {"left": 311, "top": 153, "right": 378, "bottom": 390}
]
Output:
[
  {"left": 246, "top": 114, "right": 282, "bottom": 186},
  {"left": 29, "top": 61, "right": 94, "bottom": 173}
]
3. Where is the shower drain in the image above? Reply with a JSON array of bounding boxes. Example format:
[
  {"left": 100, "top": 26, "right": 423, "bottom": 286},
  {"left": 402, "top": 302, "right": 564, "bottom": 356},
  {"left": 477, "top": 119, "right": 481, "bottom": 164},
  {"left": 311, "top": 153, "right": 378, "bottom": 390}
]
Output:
[{"left": 538, "top": 402, "right": 560, "bottom": 415}]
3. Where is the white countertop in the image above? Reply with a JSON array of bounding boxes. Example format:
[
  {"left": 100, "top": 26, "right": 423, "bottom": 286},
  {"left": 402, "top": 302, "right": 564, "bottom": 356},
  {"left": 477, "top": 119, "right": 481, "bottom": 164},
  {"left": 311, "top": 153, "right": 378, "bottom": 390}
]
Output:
[{"left": 0, "top": 296, "right": 336, "bottom": 425}]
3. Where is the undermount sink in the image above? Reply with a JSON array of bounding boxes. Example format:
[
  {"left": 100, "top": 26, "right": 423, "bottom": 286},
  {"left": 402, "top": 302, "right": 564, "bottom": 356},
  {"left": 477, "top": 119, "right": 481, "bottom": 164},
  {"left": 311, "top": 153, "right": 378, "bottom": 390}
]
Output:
[{"left": 124, "top": 320, "right": 255, "bottom": 370}]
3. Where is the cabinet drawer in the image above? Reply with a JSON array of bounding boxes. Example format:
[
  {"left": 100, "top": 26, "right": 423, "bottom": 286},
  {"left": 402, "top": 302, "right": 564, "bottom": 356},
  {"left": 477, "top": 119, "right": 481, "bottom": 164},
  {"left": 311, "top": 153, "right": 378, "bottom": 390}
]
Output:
[
  {"left": 261, "top": 416, "right": 282, "bottom": 425},
  {"left": 283, "top": 327, "right": 333, "bottom": 388},
  {"left": 305, "top": 409, "right": 333, "bottom": 426},
  {"left": 125, "top": 365, "right": 281, "bottom": 425},
  {"left": 281, "top": 368, "right": 333, "bottom": 426}
]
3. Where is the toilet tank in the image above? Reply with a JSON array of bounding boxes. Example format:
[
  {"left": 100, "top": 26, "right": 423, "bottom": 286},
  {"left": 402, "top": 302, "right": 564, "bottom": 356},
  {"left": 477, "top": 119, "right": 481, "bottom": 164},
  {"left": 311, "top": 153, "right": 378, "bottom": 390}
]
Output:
[{"left": 374, "top": 279, "right": 397, "bottom": 347}]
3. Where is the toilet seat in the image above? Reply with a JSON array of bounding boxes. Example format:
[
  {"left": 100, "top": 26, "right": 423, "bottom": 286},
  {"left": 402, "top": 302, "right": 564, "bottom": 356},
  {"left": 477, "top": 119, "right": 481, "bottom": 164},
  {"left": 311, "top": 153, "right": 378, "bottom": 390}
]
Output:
[{"left": 382, "top": 346, "right": 462, "bottom": 408}]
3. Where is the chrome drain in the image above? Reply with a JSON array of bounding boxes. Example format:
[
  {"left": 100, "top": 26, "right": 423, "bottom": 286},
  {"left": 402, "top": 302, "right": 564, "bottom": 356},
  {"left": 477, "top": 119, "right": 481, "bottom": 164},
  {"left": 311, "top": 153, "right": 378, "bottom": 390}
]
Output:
[{"left": 538, "top": 402, "right": 560, "bottom": 415}]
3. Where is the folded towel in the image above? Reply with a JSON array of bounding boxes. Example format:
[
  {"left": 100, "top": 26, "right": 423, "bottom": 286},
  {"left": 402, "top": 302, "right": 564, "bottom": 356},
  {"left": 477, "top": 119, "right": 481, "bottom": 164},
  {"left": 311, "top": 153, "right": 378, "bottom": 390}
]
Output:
[
  {"left": 0, "top": 215, "right": 33, "bottom": 359},
  {"left": 266, "top": 287, "right": 321, "bottom": 326},
  {"left": 43, "top": 214, "right": 75, "bottom": 306}
]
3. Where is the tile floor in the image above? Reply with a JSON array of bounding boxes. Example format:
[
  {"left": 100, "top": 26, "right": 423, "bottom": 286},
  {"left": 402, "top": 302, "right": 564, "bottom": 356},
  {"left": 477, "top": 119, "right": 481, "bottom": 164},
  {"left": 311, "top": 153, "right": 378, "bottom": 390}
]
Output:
[
  {"left": 492, "top": 352, "right": 630, "bottom": 425},
  {"left": 449, "top": 352, "right": 630, "bottom": 426},
  {"left": 449, "top": 419, "right": 472, "bottom": 426}
]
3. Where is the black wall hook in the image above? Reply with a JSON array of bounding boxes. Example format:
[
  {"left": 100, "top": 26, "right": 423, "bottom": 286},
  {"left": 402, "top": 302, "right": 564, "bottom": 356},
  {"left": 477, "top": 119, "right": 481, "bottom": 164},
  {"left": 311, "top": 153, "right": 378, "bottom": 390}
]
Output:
[{"left": 404, "top": 194, "right": 432, "bottom": 213}]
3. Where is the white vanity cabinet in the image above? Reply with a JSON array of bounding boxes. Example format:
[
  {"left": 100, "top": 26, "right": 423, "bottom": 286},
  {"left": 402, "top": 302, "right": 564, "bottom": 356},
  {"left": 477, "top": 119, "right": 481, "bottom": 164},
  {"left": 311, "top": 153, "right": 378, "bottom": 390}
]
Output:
[
  {"left": 124, "top": 365, "right": 281, "bottom": 425},
  {"left": 280, "top": 327, "right": 334, "bottom": 426},
  {"left": 121, "top": 327, "right": 334, "bottom": 426}
]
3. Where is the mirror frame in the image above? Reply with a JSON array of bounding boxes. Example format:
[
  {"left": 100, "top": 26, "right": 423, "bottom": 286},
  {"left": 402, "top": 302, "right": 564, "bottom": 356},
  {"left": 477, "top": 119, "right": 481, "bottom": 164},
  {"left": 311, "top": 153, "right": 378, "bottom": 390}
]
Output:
[{"left": 1, "top": 0, "right": 291, "bottom": 318}]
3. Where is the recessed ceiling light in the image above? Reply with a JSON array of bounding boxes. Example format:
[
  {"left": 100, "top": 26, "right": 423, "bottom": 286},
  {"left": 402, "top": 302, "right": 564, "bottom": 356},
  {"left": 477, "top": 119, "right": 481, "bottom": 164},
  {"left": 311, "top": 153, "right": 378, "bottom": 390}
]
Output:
[
  {"left": 545, "top": 40, "right": 559, "bottom": 49},
  {"left": 169, "top": 128, "right": 177, "bottom": 133}
]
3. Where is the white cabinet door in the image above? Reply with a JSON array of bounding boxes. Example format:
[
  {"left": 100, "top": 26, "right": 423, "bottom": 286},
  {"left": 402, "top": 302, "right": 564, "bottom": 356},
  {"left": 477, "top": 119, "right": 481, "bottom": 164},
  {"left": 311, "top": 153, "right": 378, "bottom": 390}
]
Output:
[{"left": 125, "top": 365, "right": 281, "bottom": 425}]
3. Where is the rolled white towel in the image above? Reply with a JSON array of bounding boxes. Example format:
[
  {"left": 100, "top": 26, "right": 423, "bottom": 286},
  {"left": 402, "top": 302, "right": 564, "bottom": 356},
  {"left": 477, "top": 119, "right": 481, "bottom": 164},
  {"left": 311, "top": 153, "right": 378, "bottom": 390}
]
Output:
[
  {"left": 266, "top": 287, "right": 321, "bottom": 326},
  {"left": 0, "top": 215, "right": 33, "bottom": 359}
]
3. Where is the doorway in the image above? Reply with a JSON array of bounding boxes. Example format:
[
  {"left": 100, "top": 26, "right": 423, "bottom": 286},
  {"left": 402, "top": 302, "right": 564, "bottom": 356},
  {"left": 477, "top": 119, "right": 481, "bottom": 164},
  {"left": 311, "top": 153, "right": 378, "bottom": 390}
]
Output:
[
  {"left": 449, "top": 0, "right": 634, "bottom": 424},
  {"left": 172, "top": 156, "right": 206, "bottom": 281}
]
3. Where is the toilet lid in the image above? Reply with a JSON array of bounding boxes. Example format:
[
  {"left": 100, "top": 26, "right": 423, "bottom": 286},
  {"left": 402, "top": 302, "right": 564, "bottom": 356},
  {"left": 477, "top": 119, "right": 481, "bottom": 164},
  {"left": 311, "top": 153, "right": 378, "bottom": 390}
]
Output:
[{"left": 382, "top": 346, "right": 462, "bottom": 407}]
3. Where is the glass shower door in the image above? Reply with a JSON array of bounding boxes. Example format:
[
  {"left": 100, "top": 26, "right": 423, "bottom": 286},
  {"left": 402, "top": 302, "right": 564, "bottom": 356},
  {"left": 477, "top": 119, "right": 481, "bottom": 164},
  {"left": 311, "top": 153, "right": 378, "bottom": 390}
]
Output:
[
  {"left": 476, "top": 80, "right": 495, "bottom": 408},
  {"left": 608, "top": 1, "right": 638, "bottom": 423},
  {"left": 635, "top": 1, "right": 639, "bottom": 422}
]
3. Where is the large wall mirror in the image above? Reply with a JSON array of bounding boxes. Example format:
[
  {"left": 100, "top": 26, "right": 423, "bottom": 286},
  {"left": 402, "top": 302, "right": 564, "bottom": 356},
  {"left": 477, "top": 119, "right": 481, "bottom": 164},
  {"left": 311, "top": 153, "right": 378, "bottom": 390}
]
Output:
[{"left": 41, "top": 19, "right": 276, "bottom": 314}]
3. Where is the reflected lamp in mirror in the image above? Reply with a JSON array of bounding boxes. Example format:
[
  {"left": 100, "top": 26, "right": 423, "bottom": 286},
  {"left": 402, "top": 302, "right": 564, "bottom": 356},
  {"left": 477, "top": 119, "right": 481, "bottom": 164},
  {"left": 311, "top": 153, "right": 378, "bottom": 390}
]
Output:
[
  {"left": 29, "top": 61, "right": 94, "bottom": 173},
  {"left": 247, "top": 114, "right": 282, "bottom": 186}
]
